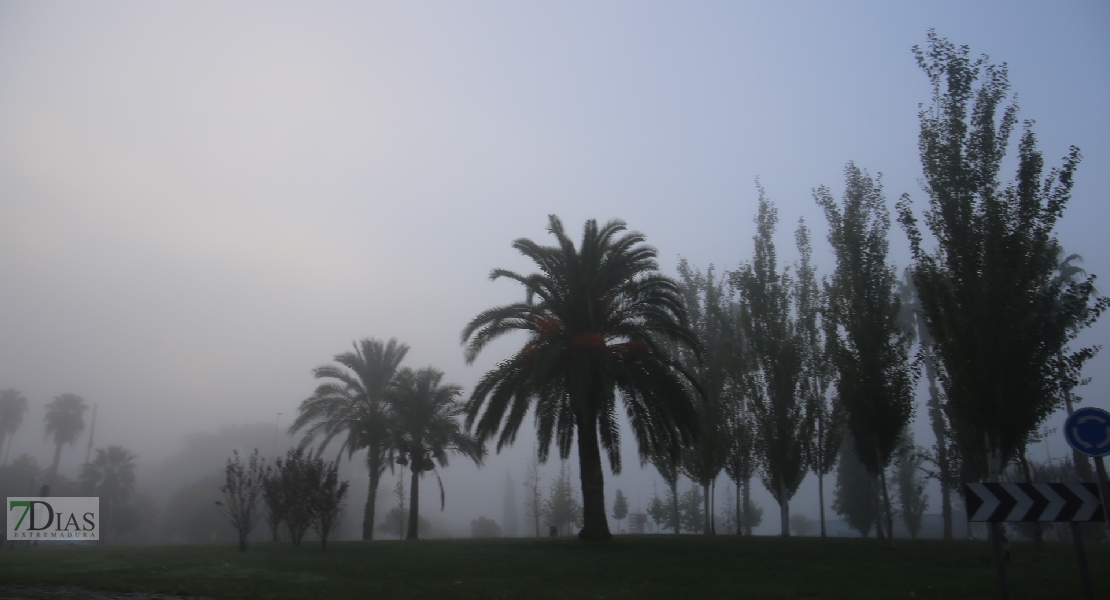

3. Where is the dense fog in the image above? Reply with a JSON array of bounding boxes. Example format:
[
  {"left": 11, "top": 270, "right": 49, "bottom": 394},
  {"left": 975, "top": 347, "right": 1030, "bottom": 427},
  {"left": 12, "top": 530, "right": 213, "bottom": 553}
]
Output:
[{"left": 1, "top": 2, "right": 1108, "bottom": 545}]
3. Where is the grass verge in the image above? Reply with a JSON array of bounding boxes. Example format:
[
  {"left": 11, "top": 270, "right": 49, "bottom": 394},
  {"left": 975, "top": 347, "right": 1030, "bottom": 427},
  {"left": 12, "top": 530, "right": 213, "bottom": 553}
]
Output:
[{"left": 2, "top": 535, "right": 1108, "bottom": 599}]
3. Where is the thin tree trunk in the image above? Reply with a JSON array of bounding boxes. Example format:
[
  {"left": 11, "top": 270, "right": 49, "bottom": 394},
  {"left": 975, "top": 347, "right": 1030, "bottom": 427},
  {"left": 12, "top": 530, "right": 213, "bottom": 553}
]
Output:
[
  {"left": 534, "top": 492, "right": 541, "bottom": 538},
  {"left": 238, "top": 531, "right": 247, "bottom": 552},
  {"left": 407, "top": 467, "right": 420, "bottom": 540},
  {"left": 575, "top": 417, "right": 612, "bottom": 540},
  {"left": 818, "top": 470, "right": 827, "bottom": 538},
  {"left": 923, "top": 346, "right": 953, "bottom": 541},
  {"left": 735, "top": 482, "right": 742, "bottom": 535},
  {"left": 879, "top": 467, "right": 895, "bottom": 549},
  {"left": 703, "top": 482, "right": 711, "bottom": 535},
  {"left": 670, "top": 480, "right": 680, "bottom": 535},
  {"left": 817, "top": 402, "right": 828, "bottom": 538},
  {"left": 742, "top": 476, "right": 752, "bottom": 536},
  {"left": 3, "top": 433, "right": 12, "bottom": 465},
  {"left": 874, "top": 479, "right": 886, "bottom": 541},
  {"left": 779, "top": 480, "right": 790, "bottom": 537},
  {"left": 711, "top": 479, "right": 717, "bottom": 535}
]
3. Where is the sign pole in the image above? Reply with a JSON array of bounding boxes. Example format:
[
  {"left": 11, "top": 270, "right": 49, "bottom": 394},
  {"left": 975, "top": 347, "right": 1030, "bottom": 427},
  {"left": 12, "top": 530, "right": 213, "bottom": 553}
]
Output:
[
  {"left": 1094, "top": 457, "right": 1110, "bottom": 535},
  {"left": 989, "top": 522, "right": 1009, "bottom": 600},
  {"left": 1070, "top": 522, "right": 1095, "bottom": 600}
]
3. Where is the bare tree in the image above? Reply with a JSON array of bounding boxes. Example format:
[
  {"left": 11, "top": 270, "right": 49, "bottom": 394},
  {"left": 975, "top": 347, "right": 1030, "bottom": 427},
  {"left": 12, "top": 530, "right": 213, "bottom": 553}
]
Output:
[{"left": 523, "top": 452, "right": 543, "bottom": 537}]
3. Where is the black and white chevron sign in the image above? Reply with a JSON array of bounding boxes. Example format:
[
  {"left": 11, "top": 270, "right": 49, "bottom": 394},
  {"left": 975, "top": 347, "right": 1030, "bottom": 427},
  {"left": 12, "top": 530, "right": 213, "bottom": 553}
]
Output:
[{"left": 964, "top": 482, "right": 1106, "bottom": 522}]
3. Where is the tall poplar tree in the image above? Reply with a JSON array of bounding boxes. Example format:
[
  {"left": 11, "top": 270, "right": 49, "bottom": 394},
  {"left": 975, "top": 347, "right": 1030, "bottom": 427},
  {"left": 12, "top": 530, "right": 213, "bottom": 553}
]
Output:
[
  {"left": 795, "top": 224, "right": 842, "bottom": 538},
  {"left": 676, "top": 260, "right": 733, "bottom": 535},
  {"left": 897, "top": 31, "right": 1101, "bottom": 480},
  {"left": 730, "top": 185, "right": 812, "bottom": 537},
  {"left": 898, "top": 272, "right": 956, "bottom": 539},
  {"left": 817, "top": 163, "right": 917, "bottom": 548}
]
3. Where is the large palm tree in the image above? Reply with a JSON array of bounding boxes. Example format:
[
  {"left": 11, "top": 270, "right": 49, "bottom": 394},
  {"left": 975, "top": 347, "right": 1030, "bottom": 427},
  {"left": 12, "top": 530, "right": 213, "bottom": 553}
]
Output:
[
  {"left": 0, "top": 388, "right": 28, "bottom": 466},
  {"left": 290, "top": 338, "right": 408, "bottom": 540},
  {"left": 43, "top": 393, "right": 88, "bottom": 480},
  {"left": 390, "top": 367, "right": 485, "bottom": 540},
  {"left": 462, "top": 215, "right": 701, "bottom": 540},
  {"left": 80, "top": 445, "right": 137, "bottom": 539}
]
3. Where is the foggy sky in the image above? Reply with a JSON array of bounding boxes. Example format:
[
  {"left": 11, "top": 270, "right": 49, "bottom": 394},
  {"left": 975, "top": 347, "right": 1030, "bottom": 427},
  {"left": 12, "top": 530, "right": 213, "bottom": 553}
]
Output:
[{"left": 2, "top": 1, "right": 1108, "bottom": 535}]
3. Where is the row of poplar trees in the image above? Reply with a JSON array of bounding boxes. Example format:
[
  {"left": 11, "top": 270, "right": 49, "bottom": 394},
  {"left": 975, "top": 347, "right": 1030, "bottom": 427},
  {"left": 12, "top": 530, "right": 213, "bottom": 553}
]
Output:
[{"left": 663, "top": 31, "right": 1106, "bottom": 543}]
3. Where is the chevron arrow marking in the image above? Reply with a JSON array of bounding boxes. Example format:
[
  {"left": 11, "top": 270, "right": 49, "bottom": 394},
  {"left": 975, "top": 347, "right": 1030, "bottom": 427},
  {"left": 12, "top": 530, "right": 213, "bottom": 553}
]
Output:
[
  {"left": 1000, "top": 483, "right": 1033, "bottom": 522},
  {"left": 1067, "top": 482, "right": 1101, "bottom": 522},
  {"left": 1037, "top": 483, "right": 1064, "bottom": 522},
  {"left": 966, "top": 483, "right": 999, "bottom": 522},
  {"left": 964, "top": 482, "right": 1105, "bottom": 522}
]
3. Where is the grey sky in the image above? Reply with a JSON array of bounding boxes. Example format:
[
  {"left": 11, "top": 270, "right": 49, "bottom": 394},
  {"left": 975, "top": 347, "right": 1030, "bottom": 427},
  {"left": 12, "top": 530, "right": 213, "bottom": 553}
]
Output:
[{"left": 1, "top": 2, "right": 1107, "bottom": 534}]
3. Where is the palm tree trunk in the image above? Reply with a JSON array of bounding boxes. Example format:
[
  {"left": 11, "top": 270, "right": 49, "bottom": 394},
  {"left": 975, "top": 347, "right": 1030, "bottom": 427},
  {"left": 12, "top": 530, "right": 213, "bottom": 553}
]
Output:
[
  {"left": 364, "top": 458, "right": 381, "bottom": 541},
  {"left": 575, "top": 416, "right": 612, "bottom": 540},
  {"left": 407, "top": 467, "right": 420, "bottom": 540},
  {"left": 49, "top": 443, "right": 63, "bottom": 482}
]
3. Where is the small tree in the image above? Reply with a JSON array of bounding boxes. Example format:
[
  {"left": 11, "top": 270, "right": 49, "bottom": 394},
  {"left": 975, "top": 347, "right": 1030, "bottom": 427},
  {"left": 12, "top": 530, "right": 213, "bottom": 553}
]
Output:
[
  {"left": 650, "top": 447, "right": 682, "bottom": 535},
  {"left": 268, "top": 447, "right": 317, "bottom": 546},
  {"left": 542, "top": 462, "right": 582, "bottom": 536},
  {"left": 471, "top": 516, "right": 502, "bottom": 538},
  {"left": 215, "top": 449, "right": 264, "bottom": 552},
  {"left": 309, "top": 456, "right": 349, "bottom": 550},
  {"left": 261, "top": 465, "right": 286, "bottom": 542},
  {"left": 739, "top": 499, "right": 764, "bottom": 534},
  {"left": 612, "top": 489, "right": 629, "bottom": 533},
  {"left": 679, "top": 486, "right": 705, "bottom": 534},
  {"left": 790, "top": 513, "right": 814, "bottom": 537},
  {"left": 894, "top": 432, "right": 929, "bottom": 540},
  {"left": 647, "top": 491, "right": 677, "bottom": 534}
]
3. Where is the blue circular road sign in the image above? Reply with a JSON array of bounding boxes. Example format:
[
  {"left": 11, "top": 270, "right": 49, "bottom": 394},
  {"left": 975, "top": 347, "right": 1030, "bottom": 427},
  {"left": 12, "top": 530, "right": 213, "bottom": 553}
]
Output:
[{"left": 1064, "top": 407, "right": 1110, "bottom": 458}]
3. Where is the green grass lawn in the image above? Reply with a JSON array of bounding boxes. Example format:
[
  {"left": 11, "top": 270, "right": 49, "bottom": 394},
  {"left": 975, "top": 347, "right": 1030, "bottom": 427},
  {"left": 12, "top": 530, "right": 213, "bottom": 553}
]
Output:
[{"left": 2, "top": 535, "right": 1108, "bottom": 599}]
